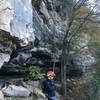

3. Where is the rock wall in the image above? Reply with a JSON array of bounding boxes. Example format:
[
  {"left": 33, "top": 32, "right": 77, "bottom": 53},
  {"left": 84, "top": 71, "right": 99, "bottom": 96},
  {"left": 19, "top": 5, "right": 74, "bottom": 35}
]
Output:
[
  {"left": 32, "top": 0, "right": 66, "bottom": 45},
  {"left": 0, "top": 0, "right": 96, "bottom": 76},
  {"left": 0, "top": 0, "right": 35, "bottom": 43},
  {"left": 11, "top": 0, "right": 35, "bottom": 44},
  {"left": 0, "top": 0, "right": 66, "bottom": 69},
  {"left": 0, "top": 0, "right": 35, "bottom": 68},
  {"left": 0, "top": 0, "right": 13, "bottom": 32}
]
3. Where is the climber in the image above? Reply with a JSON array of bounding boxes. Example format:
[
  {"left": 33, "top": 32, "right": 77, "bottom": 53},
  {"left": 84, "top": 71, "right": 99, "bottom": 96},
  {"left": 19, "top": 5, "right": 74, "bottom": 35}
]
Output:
[{"left": 42, "top": 70, "right": 56, "bottom": 100}]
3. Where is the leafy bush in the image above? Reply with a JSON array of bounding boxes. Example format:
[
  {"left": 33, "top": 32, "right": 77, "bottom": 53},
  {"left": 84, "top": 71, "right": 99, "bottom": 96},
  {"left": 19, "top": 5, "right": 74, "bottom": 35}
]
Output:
[
  {"left": 29, "top": 65, "right": 44, "bottom": 80},
  {"left": 67, "top": 78, "right": 97, "bottom": 100},
  {"left": 67, "top": 63, "right": 100, "bottom": 100}
]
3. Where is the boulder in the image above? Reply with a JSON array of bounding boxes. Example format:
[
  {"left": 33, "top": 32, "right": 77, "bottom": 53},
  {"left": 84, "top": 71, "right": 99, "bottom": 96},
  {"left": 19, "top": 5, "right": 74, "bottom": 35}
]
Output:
[
  {"left": 15, "top": 80, "right": 46, "bottom": 98},
  {"left": 19, "top": 81, "right": 41, "bottom": 93},
  {"left": 33, "top": 88, "right": 46, "bottom": 98},
  {"left": 2, "top": 85, "right": 31, "bottom": 97},
  {"left": 0, "top": 91, "right": 5, "bottom": 100}
]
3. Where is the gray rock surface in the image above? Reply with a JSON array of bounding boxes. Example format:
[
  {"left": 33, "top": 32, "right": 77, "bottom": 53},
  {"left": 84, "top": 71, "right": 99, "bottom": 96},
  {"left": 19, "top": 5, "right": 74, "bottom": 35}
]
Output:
[
  {"left": 11, "top": 0, "right": 35, "bottom": 44},
  {"left": 0, "top": 0, "right": 35, "bottom": 68},
  {"left": 32, "top": 0, "right": 65, "bottom": 44},
  {"left": 0, "top": 0, "right": 13, "bottom": 32},
  {"left": 2, "top": 85, "right": 31, "bottom": 97},
  {"left": 0, "top": 0, "right": 35, "bottom": 43},
  {"left": 0, "top": 91, "right": 4, "bottom": 100},
  {"left": 0, "top": 0, "right": 96, "bottom": 77},
  {"left": 74, "top": 34, "right": 96, "bottom": 72},
  {"left": 0, "top": 53, "right": 10, "bottom": 68},
  {"left": 33, "top": 88, "right": 46, "bottom": 98}
]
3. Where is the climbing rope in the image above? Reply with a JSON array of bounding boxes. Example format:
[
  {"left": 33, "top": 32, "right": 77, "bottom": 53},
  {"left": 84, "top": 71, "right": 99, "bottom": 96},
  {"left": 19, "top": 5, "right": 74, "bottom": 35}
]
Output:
[{"left": 53, "top": 53, "right": 56, "bottom": 72}]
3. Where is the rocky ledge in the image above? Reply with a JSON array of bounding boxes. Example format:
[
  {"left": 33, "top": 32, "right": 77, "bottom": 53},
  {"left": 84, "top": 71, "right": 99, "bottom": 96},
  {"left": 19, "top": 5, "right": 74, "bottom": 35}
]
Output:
[{"left": 0, "top": 79, "right": 61, "bottom": 100}]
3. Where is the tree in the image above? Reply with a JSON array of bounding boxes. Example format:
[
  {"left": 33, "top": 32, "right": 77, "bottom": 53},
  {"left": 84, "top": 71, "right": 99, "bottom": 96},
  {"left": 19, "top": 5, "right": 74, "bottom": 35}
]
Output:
[{"left": 60, "top": 0, "right": 100, "bottom": 100}]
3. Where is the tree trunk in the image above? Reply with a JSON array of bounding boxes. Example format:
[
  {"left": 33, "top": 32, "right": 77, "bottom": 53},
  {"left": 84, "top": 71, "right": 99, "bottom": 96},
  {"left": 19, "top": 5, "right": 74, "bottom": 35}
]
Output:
[{"left": 61, "top": 46, "right": 68, "bottom": 100}]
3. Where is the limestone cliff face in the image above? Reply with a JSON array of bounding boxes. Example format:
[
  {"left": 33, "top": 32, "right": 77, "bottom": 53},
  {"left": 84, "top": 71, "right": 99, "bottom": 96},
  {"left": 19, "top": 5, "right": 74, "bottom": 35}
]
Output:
[
  {"left": 0, "top": 0, "right": 35, "bottom": 43},
  {"left": 0, "top": 0, "right": 66, "bottom": 68},
  {"left": 0, "top": 0, "right": 35, "bottom": 68},
  {"left": 0, "top": 0, "right": 13, "bottom": 32},
  {"left": 0, "top": 0, "right": 95, "bottom": 74},
  {"left": 32, "top": 0, "right": 64, "bottom": 46}
]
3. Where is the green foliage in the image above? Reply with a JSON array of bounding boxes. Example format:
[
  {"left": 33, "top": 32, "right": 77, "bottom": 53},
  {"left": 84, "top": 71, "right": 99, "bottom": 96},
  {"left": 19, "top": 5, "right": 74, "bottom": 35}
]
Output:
[
  {"left": 67, "top": 62, "right": 100, "bottom": 100},
  {"left": 29, "top": 65, "right": 44, "bottom": 80},
  {"left": 88, "top": 31, "right": 100, "bottom": 59},
  {"left": 91, "top": 63, "right": 100, "bottom": 88},
  {"left": 68, "top": 78, "right": 97, "bottom": 100},
  {"left": 75, "top": 5, "right": 90, "bottom": 20}
]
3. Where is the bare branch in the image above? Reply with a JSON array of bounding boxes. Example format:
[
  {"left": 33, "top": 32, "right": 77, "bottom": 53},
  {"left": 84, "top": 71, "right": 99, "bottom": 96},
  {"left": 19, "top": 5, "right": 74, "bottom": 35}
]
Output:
[
  {"left": 74, "top": 0, "right": 88, "bottom": 11},
  {"left": 63, "top": 0, "right": 89, "bottom": 46},
  {"left": 68, "top": 5, "right": 96, "bottom": 44}
]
